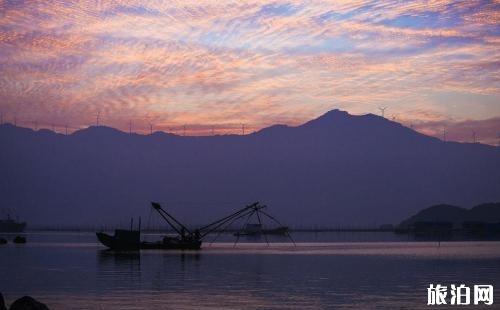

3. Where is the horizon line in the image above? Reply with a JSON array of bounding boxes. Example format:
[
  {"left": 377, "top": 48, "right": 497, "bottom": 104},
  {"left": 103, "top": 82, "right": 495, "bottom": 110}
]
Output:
[{"left": 0, "top": 110, "right": 497, "bottom": 147}]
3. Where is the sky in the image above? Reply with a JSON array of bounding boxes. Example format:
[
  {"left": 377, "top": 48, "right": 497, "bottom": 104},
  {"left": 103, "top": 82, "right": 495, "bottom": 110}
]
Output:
[{"left": 0, "top": 0, "right": 499, "bottom": 144}]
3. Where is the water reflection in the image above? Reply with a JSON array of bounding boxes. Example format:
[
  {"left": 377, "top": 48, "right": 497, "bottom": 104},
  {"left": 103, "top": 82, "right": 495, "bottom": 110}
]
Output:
[
  {"left": 97, "top": 249, "right": 141, "bottom": 274},
  {"left": 97, "top": 249, "right": 141, "bottom": 262},
  {"left": 1, "top": 233, "right": 500, "bottom": 309}
]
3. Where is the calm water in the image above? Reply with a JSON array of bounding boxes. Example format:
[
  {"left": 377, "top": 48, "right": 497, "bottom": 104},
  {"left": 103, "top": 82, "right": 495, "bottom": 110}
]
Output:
[{"left": 1, "top": 232, "right": 500, "bottom": 309}]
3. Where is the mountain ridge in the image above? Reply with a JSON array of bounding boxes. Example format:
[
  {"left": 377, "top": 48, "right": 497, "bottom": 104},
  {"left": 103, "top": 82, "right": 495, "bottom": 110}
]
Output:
[
  {"left": 400, "top": 202, "right": 500, "bottom": 226},
  {"left": 1, "top": 109, "right": 499, "bottom": 227},
  {"left": 0, "top": 109, "right": 497, "bottom": 151}
]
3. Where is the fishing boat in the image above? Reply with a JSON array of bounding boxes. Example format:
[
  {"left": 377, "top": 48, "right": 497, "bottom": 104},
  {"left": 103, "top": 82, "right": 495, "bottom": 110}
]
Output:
[
  {"left": 234, "top": 223, "right": 289, "bottom": 236},
  {"left": 96, "top": 229, "right": 141, "bottom": 251},
  {"left": 96, "top": 201, "right": 294, "bottom": 251},
  {"left": 0, "top": 214, "right": 26, "bottom": 233}
]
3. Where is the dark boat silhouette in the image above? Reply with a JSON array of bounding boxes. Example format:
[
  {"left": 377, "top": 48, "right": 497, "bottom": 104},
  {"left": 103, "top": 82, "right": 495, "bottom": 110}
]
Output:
[
  {"left": 95, "top": 202, "right": 205, "bottom": 251},
  {"left": 96, "top": 229, "right": 141, "bottom": 251},
  {"left": 96, "top": 202, "right": 293, "bottom": 251},
  {"left": 96, "top": 230, "right": 202, "bottom": 251},
  {"left": 13, "top": 235, "right": 27, "bottom": 244},
  {"left": 0, "top": 214, "right": 26, "bottom": 233}
]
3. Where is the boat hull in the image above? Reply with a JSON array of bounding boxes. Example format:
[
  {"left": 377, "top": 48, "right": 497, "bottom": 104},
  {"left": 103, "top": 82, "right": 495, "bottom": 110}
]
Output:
[
  {"left": 140, "top": 240, "right": 201, "bottom": 250},
  {"left": 96, "top": 231, "right": 140, "bottom": 251},
  {"left": 0, "top": 221, "right": 26, "bottom": 233},
  {"left": 96, "top": 231, "right": 202, "bottom": 251}
]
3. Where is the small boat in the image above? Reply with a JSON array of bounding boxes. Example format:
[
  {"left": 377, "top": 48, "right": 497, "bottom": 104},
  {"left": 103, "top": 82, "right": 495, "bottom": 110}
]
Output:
[
  {"left": 0, "top": 214, "right": 26, "bottom": 233},
  {"left": 234, "top": 223, "right": 289, "bottom": 236},
  {"left": 96, "top": 204, "right": 203, "bottom": 251},
  {"left": 96, "top": 230, "right": 202, "bottom": 251},
  {"left": 96, "top": 229, "right": 140, "bottom": 251},
  {"left": 13, "top": 235, "right": 26, "bottom": 244}
]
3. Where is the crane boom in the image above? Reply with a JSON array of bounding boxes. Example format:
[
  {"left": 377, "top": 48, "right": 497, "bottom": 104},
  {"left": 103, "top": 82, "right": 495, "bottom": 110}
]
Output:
[
  {"left": 198, "top": 202, "right": 266, "bottom": 238},
  {"left": 149, "top": 201, "right": 288, "bottom": 244},
  {"left": 151, "top": 202, "right": 192, "bottom": 235}
]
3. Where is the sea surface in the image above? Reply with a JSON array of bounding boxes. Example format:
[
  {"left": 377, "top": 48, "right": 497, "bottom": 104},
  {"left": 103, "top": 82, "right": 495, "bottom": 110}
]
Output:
[{"left": 1, "top": 231, "right": 499, "bottom": 309}]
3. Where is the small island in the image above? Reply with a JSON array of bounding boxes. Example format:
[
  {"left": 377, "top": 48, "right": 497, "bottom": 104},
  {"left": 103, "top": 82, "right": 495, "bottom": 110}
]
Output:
[{"left": 396, "top": 202, "right": 500, "bottom": 239}]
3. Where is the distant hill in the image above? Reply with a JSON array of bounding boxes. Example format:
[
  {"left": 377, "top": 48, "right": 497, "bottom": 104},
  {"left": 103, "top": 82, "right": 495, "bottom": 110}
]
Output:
[
  {"left": 400, "top": 202, "right": 500, "bottom": 226},
  {"left": 1, "top": 109, "right": 499, "bottom": 227}
]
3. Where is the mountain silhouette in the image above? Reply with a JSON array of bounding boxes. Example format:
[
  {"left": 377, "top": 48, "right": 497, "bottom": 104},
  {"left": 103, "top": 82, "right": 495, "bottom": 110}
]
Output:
[
  {"left": 1, "top": 109, "right": 499, "bottom": 227},
  {"left": 400, "top": 202, "right": 500, "bottom": 226}
]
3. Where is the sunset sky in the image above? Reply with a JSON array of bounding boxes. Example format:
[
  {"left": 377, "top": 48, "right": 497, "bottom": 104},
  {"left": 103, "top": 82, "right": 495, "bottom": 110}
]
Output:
[{"left": 0, "top": 1, "right": 499, "bottom": 144}]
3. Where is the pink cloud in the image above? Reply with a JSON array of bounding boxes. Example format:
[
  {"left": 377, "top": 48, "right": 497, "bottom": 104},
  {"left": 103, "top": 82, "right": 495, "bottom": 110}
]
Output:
[
  {"left": 414, "top": 117, "right": 500, "bottom": 145},
  {"left": 0, "top": 1, "right": 498, "bottom": 143}
]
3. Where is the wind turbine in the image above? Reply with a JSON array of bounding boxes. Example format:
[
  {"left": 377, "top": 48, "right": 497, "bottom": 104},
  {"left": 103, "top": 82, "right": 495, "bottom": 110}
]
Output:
[
  {"left": 442, "top": 127, "right": 446, "bottom": 142},
  {"left": 96, "top": 112, "right": 100, "bottom": 126},
  {"left": 378, "top": 107, "right": 387, "bottom": 118},
  {"left": 472, "top": 130, "right": 476, "bottom": 143}
]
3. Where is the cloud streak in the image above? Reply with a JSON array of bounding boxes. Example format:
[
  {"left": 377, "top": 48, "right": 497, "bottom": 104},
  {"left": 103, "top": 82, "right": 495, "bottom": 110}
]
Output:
[
  {"left": 0, "top": 0, "right": 498, "bottom": 143},
  {"left": 414, "top": 117, "right": 500, "bottom": 146}
]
